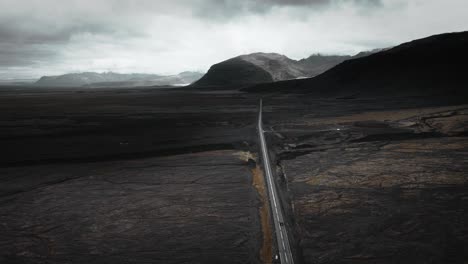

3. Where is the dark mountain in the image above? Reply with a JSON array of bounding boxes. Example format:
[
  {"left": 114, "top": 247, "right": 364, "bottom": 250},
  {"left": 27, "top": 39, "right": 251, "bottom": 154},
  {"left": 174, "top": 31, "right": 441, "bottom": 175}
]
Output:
[
  {"left": 297, "top": 54, "right": 351, "bottom": 76},
  {"left": 245, "top": 31, "right": 468, "bottom": 97},
  {"left": 35, "top": 71, "right": 203, "bottom": 87},
  {"left": 192, "top": 53, "right": 298, "bottom": 87},
  {"left": 192, "top": 52, "right": 374, "bottom": 87}
]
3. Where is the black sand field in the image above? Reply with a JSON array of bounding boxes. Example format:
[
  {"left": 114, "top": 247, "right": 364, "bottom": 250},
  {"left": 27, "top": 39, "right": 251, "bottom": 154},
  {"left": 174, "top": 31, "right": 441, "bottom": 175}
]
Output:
[{"left": 1, "top": 86, "right": 467, "bottom": 263}]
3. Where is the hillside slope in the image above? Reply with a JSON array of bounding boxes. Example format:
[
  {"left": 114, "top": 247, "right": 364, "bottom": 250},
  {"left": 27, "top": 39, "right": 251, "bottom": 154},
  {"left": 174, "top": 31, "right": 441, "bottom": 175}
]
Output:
[
  {"left": 245, "top": 31, "right": 468, "bottom": 97},
  {"left": 192, "top": 52, "right": 355, "bottom": 87}
]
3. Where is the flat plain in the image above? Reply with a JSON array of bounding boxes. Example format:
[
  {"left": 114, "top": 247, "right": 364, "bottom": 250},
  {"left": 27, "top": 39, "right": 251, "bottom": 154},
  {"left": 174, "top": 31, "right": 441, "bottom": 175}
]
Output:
[{"left": 1, "top": 86, "right": 466, "bottom": 263}]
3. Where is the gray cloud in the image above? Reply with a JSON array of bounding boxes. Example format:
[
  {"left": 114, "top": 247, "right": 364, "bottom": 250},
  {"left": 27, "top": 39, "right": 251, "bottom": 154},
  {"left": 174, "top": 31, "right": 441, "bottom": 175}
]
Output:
[
  {"left": 0, "top": 23, "right": 115, "bottom": 46},
  {"left": 0, "top": 0, "right": 466, "bottom": 79},
  {"left": 0, "top": 0, "right": 152, "bottom": 71},
  {"left": 0, "top": 43, "right": 57, "bottom": 66},
  {"left": 0, "top": 0, "right": 384, "bottom": 47},
  {"left": 194, "top": 0, "right": 383, "bottom": 20}
]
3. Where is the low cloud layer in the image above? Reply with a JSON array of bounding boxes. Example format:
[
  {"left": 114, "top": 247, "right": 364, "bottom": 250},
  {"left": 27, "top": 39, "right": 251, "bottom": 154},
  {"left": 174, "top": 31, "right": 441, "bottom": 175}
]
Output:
[
  {"left": 0, "top": 0, "right": 466, "bottom": 79},
  {"left": 194, "top": 0, "right": 382, "bottom": 19}
]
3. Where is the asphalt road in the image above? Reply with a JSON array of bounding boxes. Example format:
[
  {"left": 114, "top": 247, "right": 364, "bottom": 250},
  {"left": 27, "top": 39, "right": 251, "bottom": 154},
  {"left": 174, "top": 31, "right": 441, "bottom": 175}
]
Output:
[{"left": 258, "top": 99, "right": 295, "bottom": 264}]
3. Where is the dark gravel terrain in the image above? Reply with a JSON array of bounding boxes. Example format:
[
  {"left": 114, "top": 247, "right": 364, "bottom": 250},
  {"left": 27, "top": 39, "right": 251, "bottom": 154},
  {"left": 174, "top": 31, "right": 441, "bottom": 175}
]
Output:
[
  {"left": 1, "top": 86, "right": 467, "bottom": 263},
  {"left": 0, "top": 87, "right": 266, "bottom": 264},
  {"left": 263, "top": 98, "right": 468, "bottom": 263},
  {"left": 1, "top": 151, "right": 262, "bottom": 264},
  {"left": 0, "top": 87, "right": 258, "bottom": 166}
]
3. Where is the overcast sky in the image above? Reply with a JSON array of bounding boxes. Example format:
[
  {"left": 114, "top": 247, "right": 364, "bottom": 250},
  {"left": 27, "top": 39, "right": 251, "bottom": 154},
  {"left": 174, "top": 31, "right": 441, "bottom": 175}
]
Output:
[{"left": 0, "top": 0, "right": 467, "bottom": 79}]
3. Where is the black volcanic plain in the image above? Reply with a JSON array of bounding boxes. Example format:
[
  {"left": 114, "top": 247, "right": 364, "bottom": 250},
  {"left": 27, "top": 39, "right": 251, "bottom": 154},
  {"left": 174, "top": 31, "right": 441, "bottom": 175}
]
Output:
[{"left": 1, "top": 31, "right": 468, "bottom": 264}]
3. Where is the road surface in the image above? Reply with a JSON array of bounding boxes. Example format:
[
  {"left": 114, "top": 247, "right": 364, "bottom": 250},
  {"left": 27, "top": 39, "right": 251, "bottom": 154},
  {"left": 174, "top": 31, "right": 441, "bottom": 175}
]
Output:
[{"left": 258, "top": 99, "right": 295, "bottom": 264}]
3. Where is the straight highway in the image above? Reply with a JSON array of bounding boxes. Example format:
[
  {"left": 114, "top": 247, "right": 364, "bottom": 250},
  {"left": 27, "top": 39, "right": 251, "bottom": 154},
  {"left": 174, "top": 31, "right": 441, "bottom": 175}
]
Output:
[{"left": 258, "top": 99, "right": 294, "bottom": 264}]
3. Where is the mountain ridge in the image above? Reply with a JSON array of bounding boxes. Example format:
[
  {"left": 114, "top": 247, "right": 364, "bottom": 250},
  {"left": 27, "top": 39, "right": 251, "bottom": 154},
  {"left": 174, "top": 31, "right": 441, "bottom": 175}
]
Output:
[
  {"left": 244, "top": 31, "right": 468, "bottom": 97},
  {"left": 35, "top": 71, "right": 204, "bottom": 87},
  {"left": 192, "top": 51, "right": 378, "bottom": 87}
]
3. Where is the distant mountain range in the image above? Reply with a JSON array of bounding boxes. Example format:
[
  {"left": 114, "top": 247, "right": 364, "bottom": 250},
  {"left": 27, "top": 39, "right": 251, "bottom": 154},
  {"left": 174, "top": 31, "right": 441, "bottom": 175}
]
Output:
[
  {"left": 192, "top": 50, "right": 382, "bottom": 87},
  {"left": 31, "top": 50, "right": 384, "bottom": 89},
  {"left": 34, "top": 71, "right": 204, "bottom": 87},
  {"left": 245, "top": 31, "right": 468, "bottom": 97},
  {"left": 29, "top": 31, "right": 467, "bottom": 95},
  {"left": 0, "top": 79, "right": 37, "bottom": 86}
]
